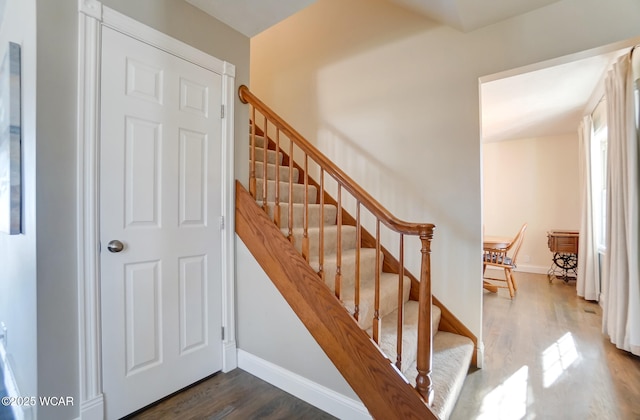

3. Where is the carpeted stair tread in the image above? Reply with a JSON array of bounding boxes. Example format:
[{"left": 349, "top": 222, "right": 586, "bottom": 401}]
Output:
[
  {"left": 342, "top": 272, "right": 411, "bottom": 331},
  {"left": 404, "top": 331, "right": 474, "bottom": 420},
  {"left": 253, "top": 147, "right": 282, "bottom": 164},
  {"left": 250, "top": 134, "right": 268, "bottom": 149},
  {"left": 371, "top": 301, "right": 442, "bottom": 373},
  {"left": 256, "top": 179, "right": 317, "bottom": 204},
  {"left": 283, "top": 225, "right": 358, "bottom": 256},
  {"left": 257, "top": 201, "right": 338, "bottom": 229},
  {"left": 254, "top": 161, "right": 299, "bottom": 182},
  {"left": 309, "top": 248, "right": 381, "bottom": 292}
]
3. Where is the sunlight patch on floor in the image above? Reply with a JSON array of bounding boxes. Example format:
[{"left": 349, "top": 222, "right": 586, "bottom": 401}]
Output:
[
  {"left": 477, "top": 365, "right": 530, "bottom": 420},
  {"left": 542, "top": 332, "right": 578, "bottom": 388}
]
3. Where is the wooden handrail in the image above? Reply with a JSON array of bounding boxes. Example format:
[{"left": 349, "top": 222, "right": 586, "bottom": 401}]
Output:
[{"left": 239, "top": 85, "right": 434, "bottom": 237}]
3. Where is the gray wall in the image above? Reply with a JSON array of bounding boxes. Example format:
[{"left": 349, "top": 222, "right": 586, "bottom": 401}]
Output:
[
  {"left": 36, "top": 1, "right": 80, "bottom": 418},
  {"left": 0, "top": 0, "right": 38, "bottom": 409},
  {"left": 32, "top": 1, "right": 248, "bottom": 418},
  {"left": 235, "top": 240, "right": 360, "bottom": 400}
]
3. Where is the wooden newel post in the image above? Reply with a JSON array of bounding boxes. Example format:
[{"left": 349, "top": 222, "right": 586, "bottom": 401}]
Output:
[{"left": 415, "top": 231, "right": 434, "bottom": 405}]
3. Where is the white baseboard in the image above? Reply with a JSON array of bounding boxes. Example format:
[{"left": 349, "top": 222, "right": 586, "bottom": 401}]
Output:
[
  {"left": 222, "top": 340, "right": 238, "bottom": 373},
  {"left": 517, "top": 264, "right": 549, "bottom": 275},
  {"left": 237, "top": 350, "right": 371, "bottom": 420},
  {"left": 476, "top": 341, "right": 484, "bottom": 369},
  {"left": 79, "top": 394, "right": 104, "bottom": 420},
  {"left": 485, "top": 264, "right": 548, "bottom": 275},
  {"left": 0, "top": 342, "right": 32, "bottom": 420}
]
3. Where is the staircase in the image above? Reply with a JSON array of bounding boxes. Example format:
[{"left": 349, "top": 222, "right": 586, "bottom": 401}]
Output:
[{"left": 236, "top": 86, "right": 476, "bottom": 419}]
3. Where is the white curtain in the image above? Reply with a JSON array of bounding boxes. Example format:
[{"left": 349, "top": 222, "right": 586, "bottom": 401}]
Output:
[
  {"left": 577, "top": 115, "right": 600, "bottom": 301},
  {"left": 601, "top": 51, "right": 640, "bottom": 356}
]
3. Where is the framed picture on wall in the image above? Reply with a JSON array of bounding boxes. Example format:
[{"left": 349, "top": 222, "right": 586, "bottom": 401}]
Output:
[{"left": 0, "top": 42, "right": 22, "bottom": 235}]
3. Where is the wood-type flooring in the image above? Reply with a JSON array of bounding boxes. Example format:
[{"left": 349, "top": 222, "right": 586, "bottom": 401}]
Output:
[
  {"left": 452, "top": 271, "right": 640, "bottom": 419},
  {"left": 125, "top": 368, "right": 336, "bottom": 420}
]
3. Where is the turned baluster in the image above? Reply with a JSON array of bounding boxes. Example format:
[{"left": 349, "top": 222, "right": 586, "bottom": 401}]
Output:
[
  {"left": 372, "top": 219, "right": 381, "bottom": 344},
  {"left": 354, "top": 202, "right": 361, "bottom": 321},
  {"left": 396, "top": 234, "right": 405, "bottom": 370},
  {"left": 274, "top": 129, "right": 281, "bottom": 227},
  {"left": 249, "top": 106, "right": 256, "bottom": 197},
  {"left": 302, "top": 155, "right": 310, "bottom": 261},
  {"left": 335, "top": 184, "right": 342, "bottom": 299},
  {"left": 415, "top": 232, "right": 434, "bottom": 406},
  {"left": 261, "top": 117, "right": 268, "bottom": 213},
  {"left": 318, "top": 169, "right": 325, "bottom": 283},
  {"left": 287, "top": 139, "right": 294, "bottom": 244}
]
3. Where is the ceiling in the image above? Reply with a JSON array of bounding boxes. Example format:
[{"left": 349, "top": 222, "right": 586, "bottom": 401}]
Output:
[
  {"left": 186, "top": 0, "right": 628, "bottom": 143},
  {"left": 185, "top": 0, "right": 316, "bottom": 38},
  {"left": 185, "top": 0, "right": 564, "bottom": 37},
  {"left": 481, "top": 52, "right": 621, "bottom": 143},
  {"left": 388, "top": 0, "right": 562, "bottom": 32}
]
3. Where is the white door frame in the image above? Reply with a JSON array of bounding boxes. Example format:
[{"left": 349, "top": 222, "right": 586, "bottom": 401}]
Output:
[{"left": 76, "top": 2, "right": 237, "bottom": 418}]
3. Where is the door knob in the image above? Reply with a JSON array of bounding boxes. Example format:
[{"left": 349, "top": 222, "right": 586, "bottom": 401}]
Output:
[{"left": 107, "top": 240, "right": 125, "bottom": 253}]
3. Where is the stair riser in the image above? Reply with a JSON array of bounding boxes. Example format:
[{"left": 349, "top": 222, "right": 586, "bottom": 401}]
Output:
[
  {"left": 345, "top": 274, "right": 411, "bottom": 331},
  {"left": 375, "top": 302, "right": 443, "bottom": 373},
  {"left": 256, "top": 179, "right": 317, "bottom": 204},
  {"left": 404, "top": 331, "right": 474, "bottom": 420},
  {"left": 316, "top": 248, "right": 380, "bottom": 292},
  {"left": 375, "top": 301, "right": 427, "bottom": 374},
  {"left": 250, "top": 135, "right": 268, "bottom": 149},
  {"left": 286, "top": 226, "right": 358, "bottom": 256},
  {"left": 261, "top": 202, "right": 337, "bottom": 229},
  {"left": 254, "top": 161, "right": 299, "bottom": 182},
  {"left": 252, "top": 147, "right": 281, "bottom": 164}
]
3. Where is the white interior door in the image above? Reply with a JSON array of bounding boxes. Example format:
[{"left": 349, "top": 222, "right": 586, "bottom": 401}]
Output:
[{"left": 100, "top": 26, "right": 223, "bottom": 419}]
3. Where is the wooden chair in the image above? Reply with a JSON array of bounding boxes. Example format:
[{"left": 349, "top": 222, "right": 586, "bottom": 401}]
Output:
[{"left": 483, "top": 223, "right": 527, "bottom": 299}]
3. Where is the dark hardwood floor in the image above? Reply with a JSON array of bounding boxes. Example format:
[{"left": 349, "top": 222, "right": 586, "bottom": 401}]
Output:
[
  {"left": 125, "top": 368, "right": 336, "bottom": 420},
  {"left": 452, "top": 271, "right": 640, "bottom": 420}
]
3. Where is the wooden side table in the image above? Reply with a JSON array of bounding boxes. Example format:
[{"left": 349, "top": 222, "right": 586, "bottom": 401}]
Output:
[{"left": 547, "top": 230, "right": 579, "bottom": 283}]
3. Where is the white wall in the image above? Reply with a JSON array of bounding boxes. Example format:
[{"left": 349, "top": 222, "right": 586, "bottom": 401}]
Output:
[
  {"left": 0, "top": 0, "right": 38, "bottom": 407},
  {"left": 249, "top": 0, "right": 640, "bottom": 348},
  {"left": 483, "top": 134, "right": 580, "bottom": 273},
  {"left": 235, "top": 239, "right": 359, "bottom": 400}
]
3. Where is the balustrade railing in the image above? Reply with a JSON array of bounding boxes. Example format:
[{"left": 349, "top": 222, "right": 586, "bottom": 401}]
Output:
[{"left": 239, "top": 85, "right": 435, "bottom": 403}]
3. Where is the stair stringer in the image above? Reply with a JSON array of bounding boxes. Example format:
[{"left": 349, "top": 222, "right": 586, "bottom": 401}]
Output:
[{"left": 236, "top": 181, "right": 437, "bottom": 420}]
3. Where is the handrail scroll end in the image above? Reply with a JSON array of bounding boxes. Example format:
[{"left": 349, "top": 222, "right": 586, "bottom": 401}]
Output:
[{"left": 238, "top": 84, "right": 249, "bottom": 104}]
